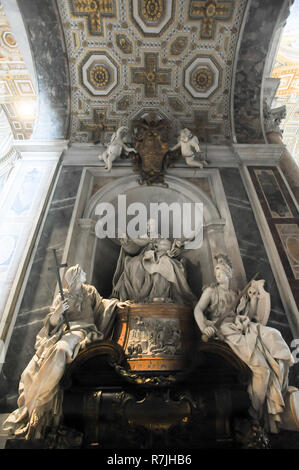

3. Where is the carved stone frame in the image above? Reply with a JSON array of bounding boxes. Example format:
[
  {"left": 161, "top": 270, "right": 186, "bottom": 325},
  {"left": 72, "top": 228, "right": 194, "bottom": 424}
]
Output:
[{"left": 58, "top": 167, "right": 246, "bottom": 298}]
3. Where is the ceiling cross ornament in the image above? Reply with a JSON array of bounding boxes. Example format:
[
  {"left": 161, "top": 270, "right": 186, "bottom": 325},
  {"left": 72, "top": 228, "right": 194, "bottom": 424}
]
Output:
[
  {"left": 58, "top": 0, "right": 247, "bottom": 143},
  {"left": 189, "top": 0, "right": 234, "bottom": 39},
  {"left": 70, "top": 0, "right": 117, "bottom": 36},
  {"left": 79, "top": 109, "right": 118, "bottom": 142},
  {"left": 131, "top": 52, "right": 171, "bottom": 98}
]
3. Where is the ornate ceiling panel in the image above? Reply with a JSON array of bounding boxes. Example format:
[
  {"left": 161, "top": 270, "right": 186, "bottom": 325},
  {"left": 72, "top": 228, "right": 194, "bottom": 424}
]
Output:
[
  {"left": 57, "top": 0, "right": 247, "bottom": 144},
  {"left": 0, "top": 4, "right": 36, "bottom": 140}
]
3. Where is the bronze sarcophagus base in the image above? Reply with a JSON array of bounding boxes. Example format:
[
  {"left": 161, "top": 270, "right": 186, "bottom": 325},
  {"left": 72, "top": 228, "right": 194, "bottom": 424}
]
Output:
[
  {"left": 7, "top": 303, "right": 254, "bottom": 449},
  {"left": 112, "top": 303, "right": 197, "bottom": 372}
]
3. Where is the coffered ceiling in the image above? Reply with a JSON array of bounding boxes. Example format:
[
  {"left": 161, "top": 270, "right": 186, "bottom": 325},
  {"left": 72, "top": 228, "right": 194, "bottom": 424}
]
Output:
[
  {"left": 57, "top": 0, "right": 247, "bottom": 144},
  {"left": 0, "top": 0, "right": 289, "bottom": 147}
]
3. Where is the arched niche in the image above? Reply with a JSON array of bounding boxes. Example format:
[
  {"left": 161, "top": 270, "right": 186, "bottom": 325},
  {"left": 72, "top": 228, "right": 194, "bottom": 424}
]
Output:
[{"left": 63, "top": 173, "right": 244, "bottom": 300}]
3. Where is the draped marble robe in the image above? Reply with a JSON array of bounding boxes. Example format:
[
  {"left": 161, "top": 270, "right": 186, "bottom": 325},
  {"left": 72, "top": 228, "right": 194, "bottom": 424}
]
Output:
[
  {"left": 3, "top": 282, "right": 119, "bottom": 440},
  {"left": 195, "top": 281, "right": 295, "bottom": 433},
  {"left": 112, "top": 237, "right": 197, "bottom": 306}
]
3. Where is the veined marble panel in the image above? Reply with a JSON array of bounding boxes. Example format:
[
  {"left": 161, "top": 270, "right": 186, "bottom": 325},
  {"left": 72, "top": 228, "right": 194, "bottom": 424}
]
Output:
[
  {"left": 0, "top": 159, "right": 58, "bottom": 329},
  {"left": 0, "top": 166, "right": 83, "bottom": 405},
  {"left": 219, "top": 168, "right": 293, "bottom": 341}
]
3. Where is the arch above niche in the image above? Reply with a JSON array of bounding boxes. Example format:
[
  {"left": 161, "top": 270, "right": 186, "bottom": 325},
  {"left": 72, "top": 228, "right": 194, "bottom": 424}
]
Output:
[
  {"left": 83, "top": 174, "right": 226, "bottom": 297},
  {"left": 62, "top": 167, "right": 246, "bottom": 302},
  {"left": 61, "top": 167, "right": 246, "bottom": 299},
  {"left": 84, "top": 174, "right": 222, "bottom": 225}
]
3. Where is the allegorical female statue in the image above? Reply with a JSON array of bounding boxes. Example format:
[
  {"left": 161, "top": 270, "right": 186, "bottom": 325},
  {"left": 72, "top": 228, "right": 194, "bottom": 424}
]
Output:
[
  {"left": 3, "top": 265, "right": 127, "bottom": 439},
  {"left": 112, "top": 219, "right": 197, "bottom": 306},
  {"left": 194, "top": 254, "right": 296, "bottom": 433}
]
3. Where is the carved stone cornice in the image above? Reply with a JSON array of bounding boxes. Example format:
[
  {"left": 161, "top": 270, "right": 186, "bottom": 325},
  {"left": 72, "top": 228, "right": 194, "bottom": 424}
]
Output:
[
  {"left": 232, "top": 143, "right": 284, "bottom": 166},
  {"left": 12, "top": 140, "right": 69, "bottom": 161},
  {"left": 62, "top": 143, "right": 285, "bottom": 167},
  {"left": 0, "top": 147, "right": 20, "bottom": 176}
]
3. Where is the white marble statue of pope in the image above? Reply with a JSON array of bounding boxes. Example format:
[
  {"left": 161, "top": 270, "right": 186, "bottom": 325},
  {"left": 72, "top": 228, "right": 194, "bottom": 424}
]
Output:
[
  {"left": 194, "top": 254, "right": 297, "bottom": 434},
  {"left": 3, "top": 264, "right": 127, "bottom": 440}
]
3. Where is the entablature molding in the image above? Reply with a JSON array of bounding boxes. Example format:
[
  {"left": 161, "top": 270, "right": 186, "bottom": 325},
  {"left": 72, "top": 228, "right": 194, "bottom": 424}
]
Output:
[{"left": 61, "top": 143, "right": 284, "bottom": 168}]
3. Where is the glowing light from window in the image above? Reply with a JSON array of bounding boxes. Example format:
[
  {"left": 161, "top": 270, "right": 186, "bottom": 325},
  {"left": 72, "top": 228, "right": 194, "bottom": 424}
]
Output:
[{"left": 15, "top": 99, "right": 36, "bottom": 120}]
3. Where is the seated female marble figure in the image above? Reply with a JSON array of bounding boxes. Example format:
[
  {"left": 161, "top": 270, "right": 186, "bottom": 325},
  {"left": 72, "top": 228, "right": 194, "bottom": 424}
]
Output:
[
  {"left": 194, "top": 254, "right": 297, "bottom": 434},
  {"left": 3, "top": 264, "right": 127, "bottom": 440},
  {"left": 112, "top": 220, "right": 197, "bottom": 306}
]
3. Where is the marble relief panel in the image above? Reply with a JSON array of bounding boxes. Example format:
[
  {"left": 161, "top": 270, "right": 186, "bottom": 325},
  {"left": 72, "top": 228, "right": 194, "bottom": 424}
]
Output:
[
  {"left": 126, "top": 316, "right": 183, "bottom": 358},
  {"left": 0, "top": 228, "right": 20, "bottom": 276},
  {"left": 0, "top": 225, "right": 22, "bottom": 313},
  {"left": 7, "top": 167, "right": 43, "bottom": 217}
]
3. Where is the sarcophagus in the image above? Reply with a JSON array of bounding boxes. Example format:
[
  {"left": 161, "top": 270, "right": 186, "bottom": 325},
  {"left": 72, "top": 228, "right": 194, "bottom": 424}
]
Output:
[{"left": 112, "top": 303, "right": 197, "bottom": 372}]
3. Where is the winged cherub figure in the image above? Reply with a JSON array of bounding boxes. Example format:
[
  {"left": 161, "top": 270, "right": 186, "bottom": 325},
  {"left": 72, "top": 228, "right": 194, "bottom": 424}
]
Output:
[
  {"left": 98, "top": 126, "right": 137, "bottom": 171},
  {"left": 170, "top": 128, "right": 208, "bottom": 168}
]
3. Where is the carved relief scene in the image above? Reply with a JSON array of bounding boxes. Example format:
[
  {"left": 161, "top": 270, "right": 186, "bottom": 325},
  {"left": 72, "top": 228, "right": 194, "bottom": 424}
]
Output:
[{"left": 125, "top": 316, "right": 183, "bottom": 357}]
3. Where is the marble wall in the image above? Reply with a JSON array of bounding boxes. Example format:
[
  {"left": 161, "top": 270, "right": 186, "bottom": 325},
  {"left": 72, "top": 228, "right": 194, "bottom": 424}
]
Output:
[
  {"left": 248, "top": 166, "right": 299, "bottom": 307},
  {"left": 0, "top": 166, "right": 82, "bottom": 409},
  {"left": 0, "top": 161, "right": 56, "bottom": 317},
  {"left": 220, "top": 168, "right": 299, "bottom": 387},
  {"left": 220, "top": 168, "right": 289, "bottom": 332},
  {"left": 220, "top": 167, "right": 299, "bottom": 386},
  {"left": 1, "top": 164, "right": 298, "bottom": 411}
]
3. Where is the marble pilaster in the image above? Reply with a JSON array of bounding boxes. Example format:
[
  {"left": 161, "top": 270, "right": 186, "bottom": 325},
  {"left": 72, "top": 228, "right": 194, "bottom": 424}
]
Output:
[
  {"left": 0, "top": 163, "right": 81, "bottom": 409},
  {"left": 219, "top": 167, "right": 294, "bottom": 343},
  {"left": 0, "top": 142, "right": 68, "bottom": 348},
  {"left": 266, "top": 131, "right": 299, "bottom": 202}
]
